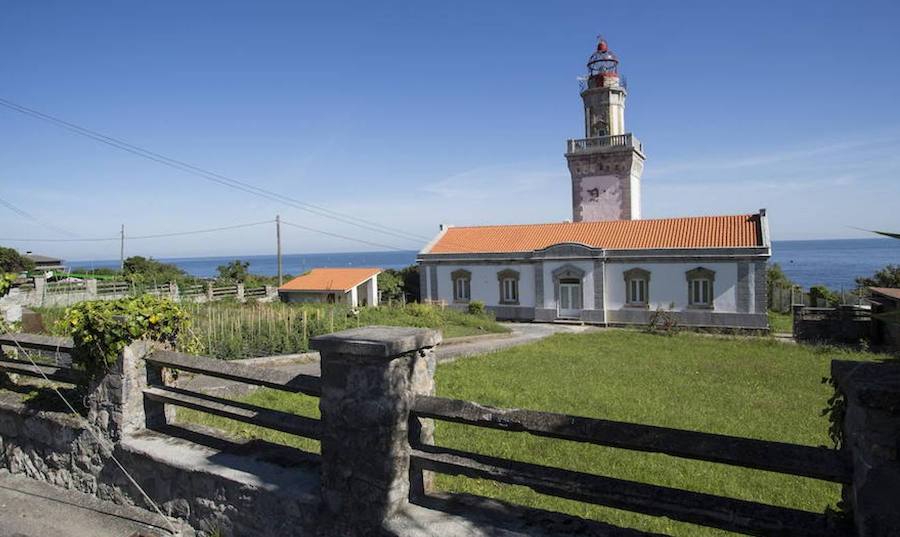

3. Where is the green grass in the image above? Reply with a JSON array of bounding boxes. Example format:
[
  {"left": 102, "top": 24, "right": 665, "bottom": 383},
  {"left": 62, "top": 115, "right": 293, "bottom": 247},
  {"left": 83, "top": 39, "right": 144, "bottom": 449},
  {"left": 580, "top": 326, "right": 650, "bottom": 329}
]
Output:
[
  {"left": 179, "top": 329, "right": 878, "bottom": 536},
  {"left": 768, "top": 310, "right": 793, "bottom": 333}
]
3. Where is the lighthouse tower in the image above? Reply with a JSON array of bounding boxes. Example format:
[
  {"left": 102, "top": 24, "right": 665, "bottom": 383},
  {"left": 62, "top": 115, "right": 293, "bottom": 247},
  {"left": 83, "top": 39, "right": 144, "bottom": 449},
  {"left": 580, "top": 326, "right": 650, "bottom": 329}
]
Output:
[{"left": 566, "top": 37, "right": 645, "bottom": 222}]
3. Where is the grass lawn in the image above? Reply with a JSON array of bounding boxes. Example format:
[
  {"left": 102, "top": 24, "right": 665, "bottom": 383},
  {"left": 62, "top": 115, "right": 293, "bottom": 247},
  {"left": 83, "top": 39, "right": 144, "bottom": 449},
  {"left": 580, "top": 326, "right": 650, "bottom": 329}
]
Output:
[
  {"left": 178, "top": 330, "right": 878, "bottom": 536},
  {"left": 768, "top": 310, "right": 793, "bottom": 333}
]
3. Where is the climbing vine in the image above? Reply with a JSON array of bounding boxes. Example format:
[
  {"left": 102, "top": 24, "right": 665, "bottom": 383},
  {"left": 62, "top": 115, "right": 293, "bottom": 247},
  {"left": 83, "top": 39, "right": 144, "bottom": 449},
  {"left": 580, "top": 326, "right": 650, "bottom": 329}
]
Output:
[
  {"left": 821, "top": 375, "right": 846, "bottom": 449},
  {"left": 61, "top": 295, "right": 198, "bottom": 381}
]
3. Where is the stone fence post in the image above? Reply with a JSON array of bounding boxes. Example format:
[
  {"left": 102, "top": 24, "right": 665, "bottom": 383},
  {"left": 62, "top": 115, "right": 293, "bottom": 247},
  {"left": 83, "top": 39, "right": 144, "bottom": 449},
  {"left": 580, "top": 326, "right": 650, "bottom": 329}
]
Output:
[
  {"left": 86, "top": 340, "right": 173, "bottom": 444},
  {"left": 310, "top": 326, "right": 441, "bottom": 535},
  {"left": 206, "top": 281, "right": 214, "bottom": 301},
  {"left": 832, "top": 360, "right": 900, "bottom": 536},
  {"left": 169, "top": 281, "right": 179, "bottom": 301},
  {"left": 236, "top": 282, "right": 245, "bottom": 302}
]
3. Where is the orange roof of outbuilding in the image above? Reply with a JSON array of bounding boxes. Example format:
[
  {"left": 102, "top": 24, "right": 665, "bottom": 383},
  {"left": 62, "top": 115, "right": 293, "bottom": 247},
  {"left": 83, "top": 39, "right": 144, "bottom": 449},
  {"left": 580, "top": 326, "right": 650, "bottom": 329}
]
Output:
[
  {"left": 423, "top": 214, "right": 764, "bottom": 254},
  {"left": 279, "top": 268, "right": 382, "bottom": 292}
]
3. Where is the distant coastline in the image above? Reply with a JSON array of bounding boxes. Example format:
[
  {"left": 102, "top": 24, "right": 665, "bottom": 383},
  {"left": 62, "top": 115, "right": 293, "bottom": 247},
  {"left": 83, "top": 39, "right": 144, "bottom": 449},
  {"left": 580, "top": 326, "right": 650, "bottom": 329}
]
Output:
[{"left": 66, "top": 238, "right": 898, "bottom": 291}]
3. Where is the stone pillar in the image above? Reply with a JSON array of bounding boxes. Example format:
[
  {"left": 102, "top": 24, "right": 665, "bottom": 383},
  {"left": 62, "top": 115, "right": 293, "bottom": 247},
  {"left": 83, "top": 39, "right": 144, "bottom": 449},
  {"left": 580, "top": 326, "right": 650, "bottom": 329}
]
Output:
[
  {"left": 311, "top": 326, "right": 441, "bottom": 535},
  {"left": 85, "top": 279, "right": 98, "bottom": 298},
  {"left": 86, "top": 340, "right": 173, "bottom": 443},
  {"left": 169, "top": 281, "right": 179, "bottom": 301},
  {"left": 206, "top": 281, "right": 214, "bottom": 301},
  {"left": 832, "top": 360, "right": 900, "bottom": 536},
  {"left": 237, "top": 282, "right": 245, "bottom": 302}
]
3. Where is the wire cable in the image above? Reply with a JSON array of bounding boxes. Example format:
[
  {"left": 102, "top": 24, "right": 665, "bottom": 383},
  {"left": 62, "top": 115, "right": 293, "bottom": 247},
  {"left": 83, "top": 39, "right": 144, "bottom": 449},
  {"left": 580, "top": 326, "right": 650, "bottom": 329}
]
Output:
[
  {"left": 0, "top": 219, "right": 274, "bottom": 242},
  {"left": 7, "top": 338, "right": 180, "bottom": 535},
  {"left": 280, "top": 219, "right": 410, "bottom": 251},
  {"left": 0, "top": 194, "right": 79, "bottom": 238},
  {"left": 0, "top": 97, "right": 431, "bottom": 244}
]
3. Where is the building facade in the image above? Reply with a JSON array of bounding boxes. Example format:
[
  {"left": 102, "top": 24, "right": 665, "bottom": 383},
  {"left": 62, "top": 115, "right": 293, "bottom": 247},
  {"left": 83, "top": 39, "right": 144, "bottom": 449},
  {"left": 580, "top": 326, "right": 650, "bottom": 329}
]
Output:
[
  {"left": 418, "top": 214, "right": 771, "bottom": 329},
  {"left": 279, "top": 268, "right": 380, "bottom": 308},
  {"left": 418, "top": 37, "right": 771, "bottom": 330}
]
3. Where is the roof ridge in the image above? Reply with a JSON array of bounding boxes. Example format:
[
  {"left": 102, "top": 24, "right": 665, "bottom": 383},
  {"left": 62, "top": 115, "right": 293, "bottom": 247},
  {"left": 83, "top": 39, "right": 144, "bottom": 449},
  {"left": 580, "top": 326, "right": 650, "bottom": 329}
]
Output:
[{"left": 445, "top": 213, "right": 755, "bottom": 231}]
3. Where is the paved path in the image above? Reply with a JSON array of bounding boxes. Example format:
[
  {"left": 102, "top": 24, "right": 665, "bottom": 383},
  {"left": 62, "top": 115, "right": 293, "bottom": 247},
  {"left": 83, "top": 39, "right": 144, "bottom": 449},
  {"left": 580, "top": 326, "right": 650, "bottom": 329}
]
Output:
[
  {"left": 0, "top": 470, "right": 190, "bottom": 537},
  {"left": 181, "top": 322, "right": 591, "bottom": 395}
]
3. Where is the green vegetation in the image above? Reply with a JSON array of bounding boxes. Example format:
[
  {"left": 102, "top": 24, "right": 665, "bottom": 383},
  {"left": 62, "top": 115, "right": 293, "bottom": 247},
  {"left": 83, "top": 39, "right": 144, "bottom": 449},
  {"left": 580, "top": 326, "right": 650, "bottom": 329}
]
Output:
[
  {"left": 767, "top": 310, "right": 793, "bottom": 333},
  {"left": 180, "top": 330, "right": 878, "bottom": 536},
  {"left": 214, "top": 259, "right": 283, "bottom": 287},
  {"left": 0, "top": 246, "right": 34, "bottom": 273},
  {"left": 378, "top": 265, "right": 420, "bottom": 302},
  {"left": 179, "top": 302, "right": 507, "bottom": 359},
  {"left": 61, "top": 295, "right": 198, "bottom": 381},
  {"left": 856, "top": 264, "right": 900, "bottom": 289}
]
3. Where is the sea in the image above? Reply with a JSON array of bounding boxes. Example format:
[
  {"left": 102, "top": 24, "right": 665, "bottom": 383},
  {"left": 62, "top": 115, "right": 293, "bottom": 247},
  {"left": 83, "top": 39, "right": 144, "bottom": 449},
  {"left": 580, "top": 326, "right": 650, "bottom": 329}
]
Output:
[{"left": 68, "top": 238, "right": 899, "bottom": 291}]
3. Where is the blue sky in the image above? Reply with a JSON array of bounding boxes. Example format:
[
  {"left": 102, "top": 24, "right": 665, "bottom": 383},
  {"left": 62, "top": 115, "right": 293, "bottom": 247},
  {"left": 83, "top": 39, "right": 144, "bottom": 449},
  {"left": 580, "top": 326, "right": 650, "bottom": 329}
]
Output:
[{"left": 2, "top": 1, "right": 899, "bottom": 261}]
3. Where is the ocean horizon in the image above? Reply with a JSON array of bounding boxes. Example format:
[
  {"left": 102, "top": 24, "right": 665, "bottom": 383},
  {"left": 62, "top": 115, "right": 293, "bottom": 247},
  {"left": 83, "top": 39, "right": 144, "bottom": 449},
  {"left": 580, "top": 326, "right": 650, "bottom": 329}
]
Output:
[{"left": 67, "top": 238, "right": 898, "bottom": 291}]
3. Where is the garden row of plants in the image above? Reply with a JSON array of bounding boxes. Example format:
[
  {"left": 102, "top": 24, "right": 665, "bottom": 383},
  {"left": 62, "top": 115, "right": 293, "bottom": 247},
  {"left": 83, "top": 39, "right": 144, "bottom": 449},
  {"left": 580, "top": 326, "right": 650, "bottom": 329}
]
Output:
[{"left": 35, "top": 298, "right": 507, "bottom": 360}]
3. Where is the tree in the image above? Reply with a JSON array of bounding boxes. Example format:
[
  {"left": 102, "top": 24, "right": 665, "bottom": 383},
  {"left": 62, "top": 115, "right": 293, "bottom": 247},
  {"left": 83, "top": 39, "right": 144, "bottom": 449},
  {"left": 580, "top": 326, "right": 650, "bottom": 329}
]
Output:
[
  {"left": 216, "top": 260, "right": 251, "bottom": 283},
  {"left": 856, "top": 264, "right": 900, "bottom": 289},
  {"left": 377, "top": 270, "right": 403, "bottom": 301},
  {"left": 0, "top": 246, "right": 35, "bottom": 273},
  {"left": 767, "top": 263, "right": 794, "bottom": 291},
  {"left": 123, "top": 256, "right": 189, "bottom": 284},
  {"left": 398, "top": 265, "right": 420, "bottom": 302}
]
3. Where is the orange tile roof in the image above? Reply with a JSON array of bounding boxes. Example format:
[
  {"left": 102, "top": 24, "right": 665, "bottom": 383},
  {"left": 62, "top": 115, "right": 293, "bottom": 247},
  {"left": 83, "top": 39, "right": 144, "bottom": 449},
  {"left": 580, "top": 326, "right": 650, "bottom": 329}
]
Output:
[
  {"left": 424, "top": 214, "right": 763, "bottom": 254},
  {"left": 279, "top": 268, "right": 382, "bottom": 292},
  {"left": 870, "top": 287, "right": 900, "bottom": 301}
]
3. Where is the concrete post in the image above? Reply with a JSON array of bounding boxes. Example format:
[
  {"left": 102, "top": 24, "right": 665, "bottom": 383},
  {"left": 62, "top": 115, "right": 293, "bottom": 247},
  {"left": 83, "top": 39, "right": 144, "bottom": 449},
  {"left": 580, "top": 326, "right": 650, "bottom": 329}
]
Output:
[
  {"left": 85, "top": 279, "right": 98, "bottom": 299},
  {"left": 32, "top": 276, "right": 46, "bottom": 306},
  {"left": 206, "top": 281, "right": 214, "bottom": 301},
  {"left": 237, "top": 282, "right": 245, "bottom": 302},
  {"left": 169, "top": 281, "right": 179, "bottom": 301},
  {"left": 832, "top": 360, "right": 900, "bottom": 536},
  {"left": 86, "top": 340, "right": 173, "bottom": 443},
  {"left": 311, "top": 326, "right": 441, "bottom": 534}
]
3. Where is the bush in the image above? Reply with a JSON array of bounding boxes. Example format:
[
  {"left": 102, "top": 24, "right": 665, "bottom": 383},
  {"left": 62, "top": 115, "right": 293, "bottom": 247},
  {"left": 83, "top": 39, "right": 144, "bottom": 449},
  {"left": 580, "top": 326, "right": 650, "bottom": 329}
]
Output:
[
  {"left": 61, "top": 295, "right": 198, "bottom": 381},
  {"left": 467, "top": 301, "right": 486, "bottom": 315},
  {"left": 855, "top": 264, "right": 900, "bottom": 289},
  {"left": 646, "top": 304, "right": 680, "bottom": 335},
  {"left": 809, "top": 285, "right": 840, "bottom": 307},
  {"left": 0, "top": 247, "right": 34, "bottom": 273}
]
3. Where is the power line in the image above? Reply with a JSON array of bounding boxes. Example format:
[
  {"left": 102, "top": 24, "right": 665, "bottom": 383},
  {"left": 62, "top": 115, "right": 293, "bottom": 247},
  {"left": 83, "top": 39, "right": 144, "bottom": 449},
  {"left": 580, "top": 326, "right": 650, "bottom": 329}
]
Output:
[
  {"left": 0, "top": 219, "right": 274, "bottom": 242},
  {"left": 0, "top": 96, "right": 431, "bottom": 245},
  {"left": 0, "top": 194, "right": 79, "bottom": 238},
  {"left": 280, "top": 219, "right": 410, "bottom": 252}
]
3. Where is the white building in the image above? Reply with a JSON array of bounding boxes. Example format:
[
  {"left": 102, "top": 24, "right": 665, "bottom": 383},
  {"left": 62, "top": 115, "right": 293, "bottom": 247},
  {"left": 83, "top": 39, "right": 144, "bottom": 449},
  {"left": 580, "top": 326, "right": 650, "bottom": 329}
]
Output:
[
  {"left": 278, "top": 268, "right": 380, "bottom": 308},
  {"left": 417, "top": 38, "right": 771, "bottom": 330}
]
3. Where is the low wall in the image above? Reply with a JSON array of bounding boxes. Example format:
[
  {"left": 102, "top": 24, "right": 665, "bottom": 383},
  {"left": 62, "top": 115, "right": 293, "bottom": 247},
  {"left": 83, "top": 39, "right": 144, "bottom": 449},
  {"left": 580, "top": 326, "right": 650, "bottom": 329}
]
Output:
[
  {"left": 793, "top": 305, "right": 872, "bottom": 344},
  {"left": 0, "top": 382, "right": 320, "bottom": 536}
]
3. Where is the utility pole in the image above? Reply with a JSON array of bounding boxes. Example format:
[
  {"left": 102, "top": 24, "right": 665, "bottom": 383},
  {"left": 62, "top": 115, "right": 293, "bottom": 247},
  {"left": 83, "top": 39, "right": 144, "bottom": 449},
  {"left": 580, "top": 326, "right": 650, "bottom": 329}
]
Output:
[
  {"left": 119, "top": 224, "right": 125, "bottom": 272},
  {"left": 276, "top": 215, "right": 283, "bottom": 287}
]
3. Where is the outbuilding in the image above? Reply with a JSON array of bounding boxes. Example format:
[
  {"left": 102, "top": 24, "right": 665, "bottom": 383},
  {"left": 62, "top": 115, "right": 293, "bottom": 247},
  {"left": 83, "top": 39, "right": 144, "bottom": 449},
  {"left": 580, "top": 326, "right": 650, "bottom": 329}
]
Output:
[{"left": 278, "top": 267, "right": 381, "bottom": 307}]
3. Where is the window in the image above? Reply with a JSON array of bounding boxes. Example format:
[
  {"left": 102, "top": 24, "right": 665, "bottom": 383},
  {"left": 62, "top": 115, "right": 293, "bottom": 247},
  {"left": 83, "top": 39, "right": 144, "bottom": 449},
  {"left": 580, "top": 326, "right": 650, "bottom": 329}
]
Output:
[
  {"left": 451, "top": 269, "right": 471, "bottom": 303},
  {"left": 497, "top": 269, "right": 521, "bottom": 305},
  {"left": 502, "top": 278, "right": 518, "bottom": 302},
  {"left": 623, "top": 267, "right": 650, "bottom": 307},
  {"left": 686, "top": 267, "right": 716, "bottom": 308}
]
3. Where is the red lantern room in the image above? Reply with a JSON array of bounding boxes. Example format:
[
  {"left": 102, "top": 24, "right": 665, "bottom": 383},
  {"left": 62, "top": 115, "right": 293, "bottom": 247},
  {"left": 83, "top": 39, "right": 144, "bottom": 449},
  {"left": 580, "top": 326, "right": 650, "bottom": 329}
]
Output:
[{"left": 586, "top": 36, "right": 620, "bottom": 89}]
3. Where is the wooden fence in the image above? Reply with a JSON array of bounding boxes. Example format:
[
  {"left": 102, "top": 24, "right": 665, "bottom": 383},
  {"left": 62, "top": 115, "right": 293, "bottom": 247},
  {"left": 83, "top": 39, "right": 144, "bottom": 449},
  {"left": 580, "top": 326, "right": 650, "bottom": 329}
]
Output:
[
  {"left": 410, "top": 396, "right": 850, "bottom": 536},
  {"left": 3, "top": 330, "right": 894, "bottom": 536}
]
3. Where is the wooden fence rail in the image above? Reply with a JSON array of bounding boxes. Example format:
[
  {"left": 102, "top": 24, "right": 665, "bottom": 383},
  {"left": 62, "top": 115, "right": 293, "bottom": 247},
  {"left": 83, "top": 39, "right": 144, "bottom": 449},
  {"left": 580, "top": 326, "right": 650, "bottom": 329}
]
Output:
[
  {"left": 0, "top": 333, "right": 78, "bottom": 384},
  {"left": 141, "top": 350, "right": 322, "bottom": 444},
  {"left": 410, "top": 395, "right": 849, "bottom": 536}
]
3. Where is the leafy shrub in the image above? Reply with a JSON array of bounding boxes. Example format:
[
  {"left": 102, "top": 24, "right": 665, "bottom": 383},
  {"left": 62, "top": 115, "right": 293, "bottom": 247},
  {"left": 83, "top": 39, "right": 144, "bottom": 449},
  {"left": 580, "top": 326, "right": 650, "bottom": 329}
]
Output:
[
  {"left": 645, "top": 304, "right": 680, "bottom": 335},
  {"left": 467, "top": 301, "right": 486, "bottom": 315},
  {"left": 0, "top": 247, "right": 34, "bottom": 273},
  {"left": 61, "top": 295, "right": 198, "bottom": 380},
  {"left": 809, "top": 285, "right": 840, "bottom": 307}
]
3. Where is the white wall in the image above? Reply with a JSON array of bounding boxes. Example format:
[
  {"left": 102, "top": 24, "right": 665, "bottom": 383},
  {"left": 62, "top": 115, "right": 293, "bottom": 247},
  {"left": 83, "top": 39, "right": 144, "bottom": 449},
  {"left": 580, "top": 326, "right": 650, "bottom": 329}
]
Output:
[
  {"left": 605, "top": 262, "right": 738, "bottom": 312},
  {"left": 435, "top": 264, "right": 535, "bottom": 307},
  {"left": 541, "top": 260, "right": 597, "bottom": 310}
]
